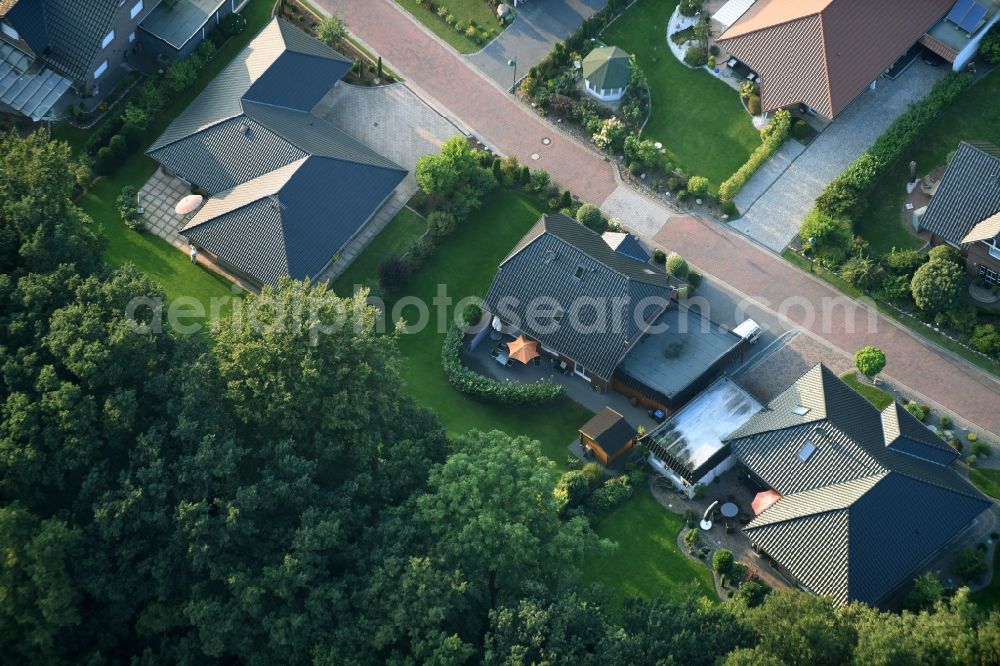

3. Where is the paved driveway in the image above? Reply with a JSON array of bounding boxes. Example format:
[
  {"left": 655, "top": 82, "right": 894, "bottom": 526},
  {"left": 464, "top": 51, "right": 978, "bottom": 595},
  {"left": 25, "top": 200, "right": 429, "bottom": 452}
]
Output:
[
  {"left": 730, "top": 60, "right": 946, "bottom": 252},
  {"left": 312, "top": 81, "right": 463, "bottom": 195},
  {"left": 466, "top": 0, "right": 606, "bottom": 89}
]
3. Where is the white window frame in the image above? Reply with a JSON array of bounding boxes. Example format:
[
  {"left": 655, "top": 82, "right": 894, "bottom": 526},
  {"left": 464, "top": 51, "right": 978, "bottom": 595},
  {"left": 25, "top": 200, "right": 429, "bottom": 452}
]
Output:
[
  {"left": 94, "top": 60, "right": 108, "bottom": 79},
  {"left": 574, "top": 364, "right": 591, "bottom": 382},
  {"left": 130, "top": 0, "right": 144, "bottom": 19},
  {"left": 988, "top": 239, "right": 1000, "bottom": 261},
  {"left": 101, "top": 30, "right": 115, "bottom": 49}
]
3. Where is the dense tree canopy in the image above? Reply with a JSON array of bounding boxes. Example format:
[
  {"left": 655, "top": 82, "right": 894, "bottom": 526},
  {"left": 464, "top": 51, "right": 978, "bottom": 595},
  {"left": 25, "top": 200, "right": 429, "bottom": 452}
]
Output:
[{"left": 4, "top": 131, "right": 1000, "bottom": 665}]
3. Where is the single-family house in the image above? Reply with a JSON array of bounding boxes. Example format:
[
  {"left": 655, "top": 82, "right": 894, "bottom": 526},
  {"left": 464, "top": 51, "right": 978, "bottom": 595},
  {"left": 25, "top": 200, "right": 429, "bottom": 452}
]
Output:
[
  {"left": 0, "top": 0, "right": 242, "bottom": 119},
  {"left": 482, "top": 214, "right": 749, "bottom": 413},
  {"left": 716, "top": 0, "right": 956, "bottom": 120},
  {"left": 916, "top": 141, "right": 1000, "bottom": 287},
  {"left": 147, "top": 18, "right": 406, "bottom": 289},
  {"left": 715, "top": 364, "right": 988, "bottom": 606},
  {"left": 581, "top": 46, "right": 631, "bottom": 102}
]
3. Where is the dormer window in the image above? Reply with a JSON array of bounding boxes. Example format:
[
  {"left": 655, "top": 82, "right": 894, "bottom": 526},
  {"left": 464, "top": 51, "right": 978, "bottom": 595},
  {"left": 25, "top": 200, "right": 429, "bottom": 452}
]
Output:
[{"left": 792, "top": 405, "right": 810, "bottom": 416}]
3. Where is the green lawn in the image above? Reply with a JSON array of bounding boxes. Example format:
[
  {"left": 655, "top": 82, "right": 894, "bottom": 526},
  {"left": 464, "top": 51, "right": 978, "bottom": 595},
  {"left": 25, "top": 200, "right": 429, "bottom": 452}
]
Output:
[
  {"left": 584, "top": 490, "right": 716, "bottom": 606},
  {"left": 65, "top": 0, "right": 275, "bottom": 314},
  {"left": 970, "top": 468, "right": 1000, "bottom": 499},
  {"left": 602, "top": 0, "right": 760, "bottom": 186},
  {"left": 396, "top": 0, "right": 498, "bottom": 54},
  {"left": 333, "top": 190, "right": 592, "bottom": 465},
  {"left": 840, "top": 372, "right": 895, "bottom": 410},
  {"left": 331, "top": 207, "right": 427, "bottom": 293},
  {"left": 854, "top": 69, "right": 1000, "bottom": 255}
]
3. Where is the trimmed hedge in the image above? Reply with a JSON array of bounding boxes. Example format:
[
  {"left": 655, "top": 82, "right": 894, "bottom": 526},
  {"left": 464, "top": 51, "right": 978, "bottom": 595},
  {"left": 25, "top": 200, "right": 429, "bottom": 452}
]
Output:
[
  {"left": 813, "top": 72, "right": 971, "bottom": 219},
  {"left": 441, "top": 326, "right": 564, "bottom": 404},
  {"left": 719, "top": 109, "right": 791, "bottom": 201}
]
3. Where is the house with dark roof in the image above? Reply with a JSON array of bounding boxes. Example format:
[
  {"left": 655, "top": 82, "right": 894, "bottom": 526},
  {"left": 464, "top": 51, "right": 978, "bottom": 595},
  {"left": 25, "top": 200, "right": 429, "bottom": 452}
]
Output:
[
  {"left": 916, "top": 141, "right": 1000, "bottom": 288},
  {"left": 716, "top": 0, "right": 954, "bottom": 120},
  {"left": 722, "top": 364, "right": 990, "bottom": 605},
  {"left": 147, "top": 18, "right": 406, "bottom": 288},
  {"left": 0, "top": 0, "right": 244, "bottom": 119},
  {"left": 482, "top": 214, "right": 749, "bottom": 411}
]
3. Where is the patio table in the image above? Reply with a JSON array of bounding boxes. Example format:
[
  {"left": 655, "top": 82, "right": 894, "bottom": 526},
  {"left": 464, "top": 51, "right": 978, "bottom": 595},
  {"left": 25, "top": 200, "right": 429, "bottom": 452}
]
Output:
[
  {"left": 720, "top": 502, "right": 738, "bottom": 518},
  {"left": 495, "top": 353, "right": 510, "bottom": 366}
]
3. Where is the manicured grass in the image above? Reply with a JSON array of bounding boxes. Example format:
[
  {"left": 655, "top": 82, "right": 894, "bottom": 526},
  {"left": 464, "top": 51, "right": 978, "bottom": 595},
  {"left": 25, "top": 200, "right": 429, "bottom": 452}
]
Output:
[
  {"left": 971, "top": 543, "right": 1000, "bottom": 611},
  {"left": 584, "top": 490, "right": 716, "bottom": 606},
  {"left": 66, "top": 0, "right": 275, "bottom": 314},
  {"left": 840, "top": 372, "right": 895, "bottom": 410},
  {"left": 331, "top": 207, "right": 427, "bottom": 293},
  {"left": 782, "top": 249, "right": 1000, "bottom": 377},
  {"left": 970, "top": 468, "right": 1000, "bottom": 500},
  {"left": 396, "top": 0, "right": 499, "bottom": 54},
  {"left": 602, "top": 0, "right": 760, "bottom": 186},
  {"left": 334, "top": 190, "right": 592, "bottom": 465},
  {"left": 854, "top": 69, "right": 1000, "bottom": 255}
]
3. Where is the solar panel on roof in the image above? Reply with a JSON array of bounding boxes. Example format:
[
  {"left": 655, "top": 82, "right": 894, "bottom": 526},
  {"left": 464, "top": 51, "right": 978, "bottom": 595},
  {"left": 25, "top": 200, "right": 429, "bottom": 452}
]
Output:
[
  {"left": 946, "top": 0, "right": 973, "bottom": 23},
  {"left": 958, "top": 3, "right": 987, "bottom": 33}
]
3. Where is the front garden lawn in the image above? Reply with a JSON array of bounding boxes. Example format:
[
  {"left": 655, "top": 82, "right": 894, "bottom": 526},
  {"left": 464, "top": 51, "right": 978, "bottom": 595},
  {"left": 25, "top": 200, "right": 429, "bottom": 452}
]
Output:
[
  {"left": 854, "top": 68, "right": 1000, "bottom": 255},
  {"left": 969, "top": 468, "right": 1000, "bottom": 500},
  {"left": 69, "top": 0, "right": 274, "bottom": 315},
  {"left": 840, "top": 372, "right": 894, "bottom": 410},
  {"left": 602, "top": 0, "right": 760, "bottom": 186},
  {"left": 583, "top": 489, "right": 716, "bottom": 607},
  {"left": 333, "top": 189, "right": 592, "bottom": 467},
  {"left": 396, "top": 0, "right": 498, "bottom": 54}
]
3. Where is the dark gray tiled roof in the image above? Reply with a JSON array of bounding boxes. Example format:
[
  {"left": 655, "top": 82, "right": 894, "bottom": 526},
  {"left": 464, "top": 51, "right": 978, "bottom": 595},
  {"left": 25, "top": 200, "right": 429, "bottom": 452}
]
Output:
[
  {"left": 2, "top": 0, "right": 49, "bottom": 55},
  {"left": 183, "top": 155, "right": 405, "bottom": 287},
  {"left": 149, "top": 115, "right": 308, "bottom": 194},
  {"left": 36, "top": 0, "right": 119, "bottom": 82},
  {"left": 729, "top": 364, "right": 989, "bottom": 605},
  {"left": 920, "top": 142, "right": 1000, "bottom": 246},
  {"left": 149, "top": 18, "right": 405, "bottom": 287},
  {"left": 881, "top": 402, "right": 959, "bottom": 466},
  {"left": 483, "top": 214, "right": 684, "bottom": 380},
  {"left": 602, "top": 231, "right": 650, "bottom": 262},
  {"left": 746, "top": 473, "right": 988, "bottom": 605}
]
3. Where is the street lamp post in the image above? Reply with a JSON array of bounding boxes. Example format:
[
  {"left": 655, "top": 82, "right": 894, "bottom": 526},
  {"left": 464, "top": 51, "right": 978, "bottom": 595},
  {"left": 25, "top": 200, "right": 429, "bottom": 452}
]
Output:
[
  {"left": 507, "top": 58, "right": 517, "bottom": 93},
  {"left": 807, "top": 236, "right": 816, "bottom": 272}
]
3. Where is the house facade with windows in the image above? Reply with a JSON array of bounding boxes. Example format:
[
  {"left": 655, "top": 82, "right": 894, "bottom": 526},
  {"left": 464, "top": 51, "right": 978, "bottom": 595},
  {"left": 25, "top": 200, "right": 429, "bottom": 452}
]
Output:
[
  {"left": 0, "top": 0, "right": 158, "bottom": 114},
  {"left": 916, "top": 141, "right": 1000, "bottom": 287},
  {"left": 723, "top": 364, "right": 990, "bottom": 606},
  {"left": 147, "top": 18, "right": 406, "bottom": 289},
  {"left": 716, "top": 0, "right": 955, "bottom": 120}
]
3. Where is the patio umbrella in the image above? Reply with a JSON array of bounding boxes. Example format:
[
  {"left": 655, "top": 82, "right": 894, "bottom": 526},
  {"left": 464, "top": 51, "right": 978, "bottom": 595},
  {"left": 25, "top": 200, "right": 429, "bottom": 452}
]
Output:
[
  {"left": 175, "top": 194, "right": 204, "bottom": 215},
  {"left": 752, "top": 490, "right": 782, "bottom": 516},
  {"left": 506, "top": 335, "right": 540, "bottom": 364}
]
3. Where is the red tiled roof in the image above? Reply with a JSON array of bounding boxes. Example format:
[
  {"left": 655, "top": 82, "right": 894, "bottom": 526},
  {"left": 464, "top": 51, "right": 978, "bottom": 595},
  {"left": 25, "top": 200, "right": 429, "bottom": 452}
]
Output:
[{"left": 718, "top": 0, "right": 954, "bottom": 118}]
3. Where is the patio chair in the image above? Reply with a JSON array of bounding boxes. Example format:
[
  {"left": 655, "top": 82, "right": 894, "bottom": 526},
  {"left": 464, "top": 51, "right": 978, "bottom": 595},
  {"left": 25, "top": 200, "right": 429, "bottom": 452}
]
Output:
[
  {"left": 921, "top": 172, "right": 941, "bottom": 196},
  {"left": 557, "top": 360, "right": 569, "bottom": 374},
  {"left": 490, "top": 347, "right": 501, "bottom": 358}
]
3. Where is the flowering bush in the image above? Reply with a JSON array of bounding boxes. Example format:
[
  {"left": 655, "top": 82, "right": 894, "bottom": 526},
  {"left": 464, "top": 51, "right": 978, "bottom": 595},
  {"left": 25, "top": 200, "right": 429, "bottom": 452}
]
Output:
[{"left": 592, "top": 117, "right": 628, "bottom": 152}]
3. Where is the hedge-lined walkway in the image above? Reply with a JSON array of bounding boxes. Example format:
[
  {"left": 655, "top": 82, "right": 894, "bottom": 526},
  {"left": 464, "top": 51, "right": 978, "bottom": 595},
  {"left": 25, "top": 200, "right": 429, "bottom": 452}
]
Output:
[{"left": 730, "top": 60, "right": 944, "bottom": 252}]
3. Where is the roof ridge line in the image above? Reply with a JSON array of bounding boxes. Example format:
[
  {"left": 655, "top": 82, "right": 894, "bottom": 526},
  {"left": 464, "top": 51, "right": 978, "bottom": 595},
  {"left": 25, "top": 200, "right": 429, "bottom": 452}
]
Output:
[
  {"left": 146, "top": 114, "right": 241, "bottom": 154},
  {"left": 887, "top": 468, "right": 988, "bottom": 502}
]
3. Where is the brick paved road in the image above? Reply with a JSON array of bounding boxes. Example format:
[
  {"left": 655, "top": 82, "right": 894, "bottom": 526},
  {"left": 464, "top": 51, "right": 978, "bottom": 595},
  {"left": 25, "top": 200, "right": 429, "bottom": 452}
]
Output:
[
  {"left": 315, "top": 0, "right": 619, "bottom": 202},
  {"left": 315, "top": 0, "right": 1000, "bottom": 437},
  {"left": 656, "top": 216, "right": 1000, "bottom": 436}
]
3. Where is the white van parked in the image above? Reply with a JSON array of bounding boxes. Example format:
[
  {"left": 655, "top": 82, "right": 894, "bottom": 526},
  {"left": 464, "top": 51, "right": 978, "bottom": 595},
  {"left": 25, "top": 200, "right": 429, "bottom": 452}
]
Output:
[{"left": 732, "top": 319, "right": 762, "bottom": 345}]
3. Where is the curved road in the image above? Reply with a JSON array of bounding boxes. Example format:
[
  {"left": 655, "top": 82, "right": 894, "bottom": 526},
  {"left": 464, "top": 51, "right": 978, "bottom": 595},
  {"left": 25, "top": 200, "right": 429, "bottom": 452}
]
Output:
[{"left": 317, "top": 0, "right": 1000, "bottom": 437}]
